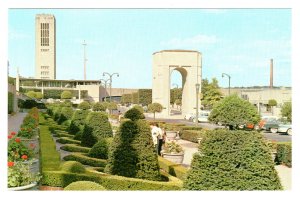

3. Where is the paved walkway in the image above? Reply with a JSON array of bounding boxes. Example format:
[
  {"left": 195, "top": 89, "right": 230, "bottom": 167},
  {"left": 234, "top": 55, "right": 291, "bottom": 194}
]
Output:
[
  {"left": 7, "top": 112, "right": 27, "bottom": 135},
  {"left": 175, "top": 138, "right": 292, "bottom": 190}
]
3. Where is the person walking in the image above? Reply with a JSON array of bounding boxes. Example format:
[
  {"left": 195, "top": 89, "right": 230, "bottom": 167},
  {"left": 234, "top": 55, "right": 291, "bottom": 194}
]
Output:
[{"left": 150, "top": 123, "right": 159, "bottom": 153}]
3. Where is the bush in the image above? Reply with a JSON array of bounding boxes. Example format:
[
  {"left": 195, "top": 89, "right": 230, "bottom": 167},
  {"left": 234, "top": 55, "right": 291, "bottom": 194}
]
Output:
[
  {"left": 63, "top": 153, "right": 107, "bottom": 167},
  {"left": 39, "top": 125, "right": 61, "bottom": 172},
  {"left": 8, "top": 92, "right": 14, "bottom": 114},
  {"left": 60, "top": 144, "right": 91, "bottom": 153},
  {"left": 60, "top": 161, "right": 86, "bottom": 173},
  {"left": 56, "top": 137, "right": 81, "bottom": 145},
  {"left": 124, "top": 108, "right": 145, "bottom": 121},
  {"left": 158, "top": 156, "right": 188, "bottom": 180},
  {"left": 68, "top": 110, "right": 90, "bottom": 134},
  {"left": 209, "top": 94, "right": 260, "bottom": 129},
  {"left": 64, "top": 181, "right": 106, "bottom": 190},
  {"left": 275, "top": 142, "right": 292, "bottom": 167},
  {"left": 81, "top": 112, "right": 112, "bottom": 147},
  {"left": 183, "top": 129, "right": 282, "bottom": 190},
  {"left": 78, "top": 101, "right": 91, "bottom": 110},
  {"left": 179, "top": 130, "right": 207, "bottom": 143},
  {"left": 88, "top": 139, "right": 109, "bottom": 159},
  {"left": 61, "top": 90, "right": 72, "bottom": 99},
  {"left": 74, "top": 130, "right": 83, "bottom": 141},
  {"left": 58, "top": 107, "right": 73, "bottom": 124},
  {"left": 132, "top": 105, "right": 144, "bottom": 113},
  {"left": 148, "top": 103, "right": 163, "bottom": 120},
  {"left": 105, "top": 119, "right": 161, "bottom": 181},
  {"left": 138, "top": 89, "right": 152, "bottom": 106},
  {"left": 92, "top": 102, "right": 106, "bottom": 111},
  {"left": 41, "top": 170, "right": 182, "bottom": 190}
]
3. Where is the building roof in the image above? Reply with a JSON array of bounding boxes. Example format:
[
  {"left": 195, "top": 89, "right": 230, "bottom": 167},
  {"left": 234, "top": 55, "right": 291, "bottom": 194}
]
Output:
[
  {"left": 19, "top": 77, "right": 101, "bottom": 83},
  {"left": 152, "top": 49, "right": 201, "bottom": 55}
]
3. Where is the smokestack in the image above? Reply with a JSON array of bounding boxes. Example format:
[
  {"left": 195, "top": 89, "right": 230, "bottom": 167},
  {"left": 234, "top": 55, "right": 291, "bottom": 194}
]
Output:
[{"left": 270, "top": 59, "right": 273, "bottom": 88}]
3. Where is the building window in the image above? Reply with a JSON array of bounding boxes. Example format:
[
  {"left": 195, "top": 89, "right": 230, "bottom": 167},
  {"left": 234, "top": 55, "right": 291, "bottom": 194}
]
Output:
[{"left": 41, "top": 22, "right": 49, "bottom": 46}]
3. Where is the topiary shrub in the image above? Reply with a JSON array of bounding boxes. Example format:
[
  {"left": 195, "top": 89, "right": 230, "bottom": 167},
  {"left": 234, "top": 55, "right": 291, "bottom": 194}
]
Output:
[
  {"left": 60, "top": 161, "right": 86, "bottom": 173},
  {"left": 183, "top": 129, "right": 282, "bottom": 190},
  {"left": 58, "top": 107, "right": 74, "bottom": 124},
  {"left": 105, "top": 119, "right": 161, "bottom": 181},
  {"left": 88, "top": 138, "right": 109, "bottom": 159},
  {"left": 74, "top": 130, "right": 83, "bottom": 141},
  {"left": 275, "top": 142, "right": 292, "bottom": 167},
  {"left": 124, "top": 108, "right": 145, "bottom": 121},
  {"left": 64, "top": 181, "right": 106, "bottom": 191},
  {"left": 78, "top": 101, "right": 91, "bottom": 110},
  {"left": 92, "top": 102, "right": 106, "bottom": 112},
  {"left": 68, "top": 110, "right": 90, "bottom": 134},
  {"left": 89, "top": 112, "right": 112, "bottom": 140}
]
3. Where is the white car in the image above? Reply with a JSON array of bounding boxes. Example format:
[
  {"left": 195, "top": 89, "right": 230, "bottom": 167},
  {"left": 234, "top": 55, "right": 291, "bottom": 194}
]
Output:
[
  {"left": 192, "top": 111, "right": 211, "bottom": 123},
  {"left": 184, "top": 113, "right": 195, "bottom": 120},
  {"left": 278, "top": 123, "right": 292, "bottom": 136}
]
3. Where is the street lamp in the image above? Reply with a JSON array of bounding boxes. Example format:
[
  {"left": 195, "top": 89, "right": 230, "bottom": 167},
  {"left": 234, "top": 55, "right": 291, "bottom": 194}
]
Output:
[
  {"left": 222, "top": 73, "right": 231, "bottom": 95},
  {"left": 103, "top": 72, "right": 119, "bottom": 102},
  {"left": 100, "top": 78, "right": 111, "bottom": 102},
  {"left": 195, "top": 83, "right": 200, "bottom": 126}
]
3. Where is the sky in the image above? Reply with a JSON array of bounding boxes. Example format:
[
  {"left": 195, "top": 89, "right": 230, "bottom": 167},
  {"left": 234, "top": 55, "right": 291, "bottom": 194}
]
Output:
[{"left": 8, "top": 9, "right": 291, "bottom": 89}]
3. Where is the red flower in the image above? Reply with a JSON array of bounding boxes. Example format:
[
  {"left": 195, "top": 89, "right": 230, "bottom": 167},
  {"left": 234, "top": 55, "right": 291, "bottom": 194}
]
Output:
[
  {"left": 21, "top": 155, "right": 28, "bottom": 160},
  {"left": 15, "top": 138, "right": 21, "bottom": 143},
  {"left": 8, "top": 162, "right": 14, "bottom": 167},
  {"left": 30, "top": 143, "right": 36, "bottom": 148},
  {"left": 8, "top": 135, "right": 12, "bottom": 139},
  {"left": 11, "top": 131, "right": 16, "bottom": 136}
]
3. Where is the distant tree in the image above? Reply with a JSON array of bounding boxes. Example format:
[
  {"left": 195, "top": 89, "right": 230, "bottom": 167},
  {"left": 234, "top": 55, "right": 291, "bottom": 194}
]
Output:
[
  {"left": 201, "top": 78, "right": 223, "bottom": 109},
  {"left": 209, "top": 94, "right": 260, "bottom": 130},
  {"left": 268, "top": 99, "right": 277, "bottom": 115},
  {"left": 92, "top": 102, "right": 106, "bottom": 112},
  {"left": 138, "top": 89, "right": 152, "bottom": 106},
  {"left": 61, "top": 90, "right": 72, "bottom": 99},
  {"left": 175, "top": 99, "right": 182, "bottom": 110},
  {"left": 121, "top": 94, "right": 132, "bottom": 105},
  {"left": 107, "top": 102, "right": 118, "bottom": 114},
  {"left": 131, "top": 92, "right": 139, "bottom": 104},
  {"left": 148, "top": 103, "right": 163, "bottom": 120},
  {"left": 281, "top": 102, "right": 292, "bottom": 122},
  {"left": 170, "top": 88, "right": 182, "bottom": 107}
]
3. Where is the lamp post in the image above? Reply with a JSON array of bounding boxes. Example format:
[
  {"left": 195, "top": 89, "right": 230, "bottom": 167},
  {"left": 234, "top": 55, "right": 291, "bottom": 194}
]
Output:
[
  {"left": 222, "top": 73, "right": 231, "bottom": 95},
  {"left": 195, "top": 83, "right": 200, "bottom": 126},
  {"left": 100, "top": 78, "right": 111, "bottom": 102},
  {"left": 103, "top": 72, "right": 119, "bottom": 102}
]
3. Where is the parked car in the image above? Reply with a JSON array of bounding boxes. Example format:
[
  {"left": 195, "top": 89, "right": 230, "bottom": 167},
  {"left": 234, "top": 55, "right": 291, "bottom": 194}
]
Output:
[
  {"left": 278, "top": 122, "right": 292, "bottom": 136},
  {"left": 192, "top": 110, "right": 211, "bottom": 123},
  {"left": 184, "top": 113, "right": 195, "bottom": 121},
  {"left": 258, "top": 116, "right": 279, "bottom": 133}
]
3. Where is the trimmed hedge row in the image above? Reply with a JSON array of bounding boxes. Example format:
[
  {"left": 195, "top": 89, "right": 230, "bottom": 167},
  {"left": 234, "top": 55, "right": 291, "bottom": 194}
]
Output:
[
  {"left": 158, "top": 156, "right": 188, "bottom": 180},
  {"left": 56, "top": 137, "right": 81, "bottom": 145},
  {"left": 54, "top": 131, "right": 75, "bottom": 138},
  {"left": 179, "top": 126, "right": 203, "bottom": 131},
  {"left": 63, "top": 153, "right": 107, "bottom": 167},
  {"left": 39, "top": 124, "right": 61, "bottom": 172},
  {"left": 8, "top": 92, "right": 14, "bottom": 114},
  {"left": 275, "top": 142, "right": 292, "bottom": 167},
  {"left": 60, "top": 144, "right": 91, "bottom": 153},
  {"left": 41, "top": 170, "right": 182, "bottom": 190},
  {"left": 179, "top": 129, "right": 207, "bottom": 143}
]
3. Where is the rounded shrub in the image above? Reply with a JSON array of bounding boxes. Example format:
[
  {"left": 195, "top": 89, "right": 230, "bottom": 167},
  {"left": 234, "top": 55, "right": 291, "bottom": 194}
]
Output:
[
  {"left": 74, "top": 130, "right": 83, "bottom": 141},
  {"left": 88, "top": 112, "right": 112, "bottom": 138},
  {"left": 58, "top": 107, "right": 74, "bottom": 124},
  {"left": 105, "top": 119, "right": 161, "bottom": 181},
  {"left": 68, "top": 110, "right": 90, "bottom": 134},
  {"left": 64, "top": 181, "right": 106, "bottom": 191},
  {"left": 60, "top": 161, "right": 86, "bottom": 173},
  {"left": 61, "top": 90, "right": 72, "bottom": 99},
  {"left": 183, "top": 129, "right": 282, "bottom": 190},
  {"left": 88, "top": 138, "right": 109, "bottom": 159},
  {"left": 124, "top": 108, "right": 145, "bottom": 121},
  {"left": 78, "top": 101, "right": 91, "bottom": 110},
  {"left": 92, "top": 102, "right": 106, "bottom": 111}
]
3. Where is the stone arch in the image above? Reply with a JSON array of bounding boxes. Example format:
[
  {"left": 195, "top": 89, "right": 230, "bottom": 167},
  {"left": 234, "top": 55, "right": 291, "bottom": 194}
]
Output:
[{"left": 152, "top": 50, "right": 202, "bottom": 118}]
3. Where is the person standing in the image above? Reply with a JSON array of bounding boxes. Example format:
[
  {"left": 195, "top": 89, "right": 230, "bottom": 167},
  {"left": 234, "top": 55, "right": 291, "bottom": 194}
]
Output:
[
  {"left": 156, "top": 123, "right": 164, "bottom": 156},
  {"left": 150, "top": 123, "right": 159, "bottom": 151}
]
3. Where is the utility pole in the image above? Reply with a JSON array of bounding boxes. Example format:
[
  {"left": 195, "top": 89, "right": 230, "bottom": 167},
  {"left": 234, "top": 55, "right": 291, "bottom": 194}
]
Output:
[{"left": 82, "top": 40, "right": 87, "bottom": 80}]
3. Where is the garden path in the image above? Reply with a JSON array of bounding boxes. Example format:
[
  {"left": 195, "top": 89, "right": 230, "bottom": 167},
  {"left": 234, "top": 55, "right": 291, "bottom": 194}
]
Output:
[
  {"left": 7, "top": 112, "right": 27, "bottom": 135},
  {"left": 177, "top": 138, "right": 292, "bottom": 190}
]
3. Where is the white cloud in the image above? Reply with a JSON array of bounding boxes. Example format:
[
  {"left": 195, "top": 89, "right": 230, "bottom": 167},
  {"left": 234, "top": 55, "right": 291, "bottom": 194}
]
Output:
[{"left": 160, "top": 34, "right": 218, "bottom": 49}]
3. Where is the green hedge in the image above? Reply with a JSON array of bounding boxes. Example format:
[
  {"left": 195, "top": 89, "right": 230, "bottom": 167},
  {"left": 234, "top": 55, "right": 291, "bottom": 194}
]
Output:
[
  {"left": 275, "top": 142, "right": 292, "bottom": 167},
  {"left": 54, "top": 131, "right": 75, "bottom": 138},
  {"left": 179, "top": 126, "right": 203, "bottom": 131},
  {"left": 56, "top": 137, "right": 81, "bottom": 145},
  {"left": 60, "top": 144, "right": 91, "bottom": 153},
  {"left": 179, "top": 130, "right": 207, "bottom": 143},
  {"left": 60, "top": 161, "right": 86, "bottom": 173},
  {"left": 39, "top": 124, "right": 61, "bottom": 172},
  {"left": 63, "top": 153, "right": 107, "bottom": 167},
  {"left": 64, "top": 181, "right": 106, "bottom": 190},
  {"left": 41, "top": 170, "right": 182, "bottom": 190},
  {"left": 158, "top": 156, "right": 188, "bottom": 180},
  {"left": 8, "top": 92, "right": 14, "bottom": 114}
]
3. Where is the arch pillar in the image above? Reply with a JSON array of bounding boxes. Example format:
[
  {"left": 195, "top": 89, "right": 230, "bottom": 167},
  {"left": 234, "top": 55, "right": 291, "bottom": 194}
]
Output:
[{"left": 152, "top": 50, "right": 202, "bottom": 118}]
